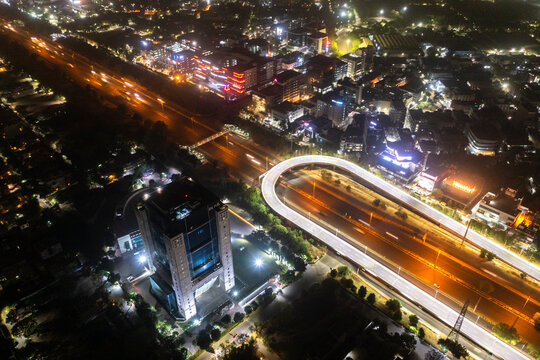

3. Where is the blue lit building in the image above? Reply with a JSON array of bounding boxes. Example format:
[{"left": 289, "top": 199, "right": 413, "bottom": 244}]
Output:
[
  {"left": 378, "top": 128, "right": 424, "bottom": 181},
  {"left": 136, "top": 178, "right": 235, "bottom": 320}
]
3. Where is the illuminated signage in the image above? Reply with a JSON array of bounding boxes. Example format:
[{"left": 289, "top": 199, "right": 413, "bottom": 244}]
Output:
[{"left": 451, "top": 181, "right": 476, "bottom": 194}]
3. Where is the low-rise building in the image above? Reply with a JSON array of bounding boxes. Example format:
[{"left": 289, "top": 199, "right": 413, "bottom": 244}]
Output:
[{"left": 473, "top": 188, "right": 524, "bottom": 229}]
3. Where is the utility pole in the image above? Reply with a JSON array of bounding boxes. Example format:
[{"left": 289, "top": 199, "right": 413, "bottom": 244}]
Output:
[
  {"left": 448, "top": 300, "right": 470, "bottom": 342},
  {"left": 461, "top": 219, "right": 472, "bottom": 247}
]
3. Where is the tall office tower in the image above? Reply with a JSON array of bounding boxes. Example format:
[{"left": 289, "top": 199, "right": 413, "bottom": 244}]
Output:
[{"left": 135, "top": 177, "right": 235, "bottom": 320}]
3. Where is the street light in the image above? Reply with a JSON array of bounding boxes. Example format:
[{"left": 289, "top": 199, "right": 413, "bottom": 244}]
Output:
[
  {"left": 138, "top": 254, "right": 147, "bottom": 263},
  {"left": 255, "top": 258, "right": 263, "bottom": 268},
  {"left": 157, "top": 98, "right": 164, "bottom": 110},
  {"left": 233, "top": 290, "right": 238, "bottom": 297}
]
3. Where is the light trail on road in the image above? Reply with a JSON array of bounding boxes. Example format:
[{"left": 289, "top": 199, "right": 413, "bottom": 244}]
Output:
[{"left": 261, "top": 155, "right": 534, "bottom": 360}]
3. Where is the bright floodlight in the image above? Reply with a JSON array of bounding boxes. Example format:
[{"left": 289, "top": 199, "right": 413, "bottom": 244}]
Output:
[
  {"left": 255, "top": 258, "right": 263, "bottom": 267},
  {"left": 193, "top": 318, "right": 201, "bottom": 326},
  {"left": 233, "top": 290, "right": 238, "bottom": 297},
  {"left": 138, "top": 255, "right": 147, "bottom": 263}
]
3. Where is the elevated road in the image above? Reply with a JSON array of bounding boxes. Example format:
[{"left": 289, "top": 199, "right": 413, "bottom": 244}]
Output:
[
  {"left": 261, "top": 155, "right": 534, "bottom": 360},
  {"left": 264, "top": 155, "right": 540, "bottom": 281}
]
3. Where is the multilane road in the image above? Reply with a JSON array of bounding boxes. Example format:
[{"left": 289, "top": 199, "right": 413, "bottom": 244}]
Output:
[
  {"left": 261, "top": 155, "right": 534, "bottom": 360},
  {"left": 280, "top": 171, "right": 539, "bottom": 344}
]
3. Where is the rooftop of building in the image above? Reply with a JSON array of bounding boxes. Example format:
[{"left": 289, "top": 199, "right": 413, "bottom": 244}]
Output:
[
  {"left": 468, "top": 122, "right": 500, "bottom": 142},
  {"left": 274, "top": 69, "right": 303, "bottom": 83},
  {"left": 372, "top": 34, "right": 419, "bottom": 51},
  {"left": 307, "top": 54, "right": 346, "bottom": 68},
  {"left": 272, "top": 101, "right": 301, "bottom": 114},
  {"left": 147, "top": 177, "right": 220, "bottom": 215},
  {"left": 253, "top": 84, "right": 282, "bottom": 97},
  {"left": 481, "top": 188, "right": 521, "bottom": 216}
]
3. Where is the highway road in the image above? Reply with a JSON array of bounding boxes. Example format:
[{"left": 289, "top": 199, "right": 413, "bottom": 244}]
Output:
[
  {"left": 280, "top": 169, "right": 540, "bottom": 344},
  {"left": 267, "top": 155, "right": 540, "bottom": 281},
  {"left": 0, "top": 20, "right": 273, "bottom": 183},
  {"left": 261, "top": 155, "right": 534, "bottom": 360}
]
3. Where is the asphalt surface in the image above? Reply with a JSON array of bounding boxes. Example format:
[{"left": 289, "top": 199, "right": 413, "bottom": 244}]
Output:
[{"left": 261, "top": 155, "right": 536, "bottom": 360}]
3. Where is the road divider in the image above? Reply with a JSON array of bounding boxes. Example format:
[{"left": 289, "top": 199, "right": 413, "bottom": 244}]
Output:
[{"left": 261, "top": 155, "right": 531, "bottom": 360}]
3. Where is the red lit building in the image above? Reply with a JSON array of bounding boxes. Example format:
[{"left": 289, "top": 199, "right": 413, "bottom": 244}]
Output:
[{"left": 193, "top": 51, "right": 273, "bottom": 100}]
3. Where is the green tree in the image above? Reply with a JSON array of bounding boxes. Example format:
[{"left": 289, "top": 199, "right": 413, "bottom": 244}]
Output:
[
  {"left": 340, "top": 277, "right": 354, "bottom": 289},
  {"left": 233, "top": 312, "right": 244, "bottom": 323},
  {"left": 492, "top": 323, "right": 520, "bottom": 345},
  {"left": 486, "top": 251, "right": 496, "bottom": 261},
  {"left": 367, "top": 293, "right": 376, "bottom": 305},
  {"left": 210, "top": 328, "right": 221, "bottom": 341},
  {"left": 244, "top": 305, "right": 253, "bottom": 314},
  {"left": 223, "top": 338, "right": 260, "bottom": 360},
  {"left": 409, "top": 314, "right": 419, "bottom": 328},
  {"left": 418, "top": 327, "right": 426, "bottom": 340},
  {"left": 337, "top": 265, "right": 352, "bottom": 277},
  {"left": 358, "top": 285, "right": 367, "bottom": 300},
  {"left": 196, "top": 330, "right": 212, "bottom": 350},
  {"left": 386, "top": 299, "right": 401, "bottom": 313},
  {"left": 221, "top": 314, "right": 231, "bottom": 325},
  {"left": 398, "top": 333, "right": 416, "bottom": 357},
  {"left": 534, "top": 312, "right": 540, "bottom": 331},
  {"left": 330, "top": 269, "right": 337, "bottom": 278},
  {"left": 438, "top": 338, "right": 469, "bottom": 359},
  {"left": 480, "top": 248, "right": 487, "bottom": 258}
]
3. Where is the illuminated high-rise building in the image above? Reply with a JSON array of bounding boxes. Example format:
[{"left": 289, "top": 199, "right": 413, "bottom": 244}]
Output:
[{"left": 135, "top": 178, "right": 235, "bottom": 320}]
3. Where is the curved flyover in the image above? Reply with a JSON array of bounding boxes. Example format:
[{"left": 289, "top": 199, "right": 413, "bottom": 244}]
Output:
[{"left": 261, "top": 155, "right": 535, "bottom": 360}]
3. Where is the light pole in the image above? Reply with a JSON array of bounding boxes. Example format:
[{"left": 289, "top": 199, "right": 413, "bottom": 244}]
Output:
[
  {"left": 157, "top": 98, "right": 164, "bottom": 111},
  {"left": 313, "top": 181, "right": 316, "bottom": 197},
  {"left": 473, "top": 297, "right": 481, "bottom": 312},
  {"left": 369, "top": 211, "right": 373, "bottom": 226},
  {"left": 512, "top": 295, "right": 530, "bottom": 328}
]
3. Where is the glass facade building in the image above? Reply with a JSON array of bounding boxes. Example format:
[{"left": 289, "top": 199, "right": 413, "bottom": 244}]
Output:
[{"left": 136, "top": 177, "right": 235, "bottom": 320}]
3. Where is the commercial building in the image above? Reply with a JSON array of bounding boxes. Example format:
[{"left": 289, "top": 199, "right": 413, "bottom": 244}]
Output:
[
  {"left": 274, "top": 70, "right": 306, "bottom": 102},
  {"left": 378, "top": 128, "right": 424, "bottom": 181},
  {"left": 340, "top": 52, "right": 364, "bottom": 79},
  {"left": 416, "top": 166, "right": 451, "bottom": 193},
  {"left": 193, "top": 51, "right": 274, "bottom": 100},
  {"left": 135, "top": 178, "right": 235, "bottom": 320},
  {"left": 473, "top": 188, "right": 524, "bottom": 229},
  {"left": 306, "top": 55, "right": 348, "bottom": 84},
  {"left": 466, "top": 123, "right": 500, "bottom": 156},
  {"left": 440, "top": 172, "right": 484, "bottom": 209},
  {"left": 271, "top": 101, "right": 304, "bottom": 130}
]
